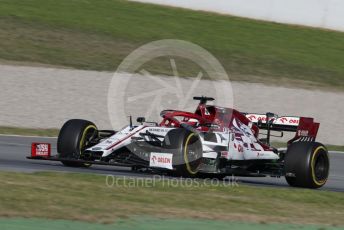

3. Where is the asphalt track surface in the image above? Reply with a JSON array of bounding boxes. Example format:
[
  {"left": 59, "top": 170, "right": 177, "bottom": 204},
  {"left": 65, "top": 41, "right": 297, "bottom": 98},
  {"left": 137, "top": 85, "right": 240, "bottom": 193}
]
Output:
[{"left": 1, "top": 135, "right": 343, "bottom": 192}]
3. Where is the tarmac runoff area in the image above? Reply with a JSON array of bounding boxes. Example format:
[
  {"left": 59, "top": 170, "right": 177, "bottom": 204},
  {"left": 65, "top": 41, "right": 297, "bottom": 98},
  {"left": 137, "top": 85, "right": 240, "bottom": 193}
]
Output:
[
  {"left": 1, "top": 135, "right": 344, "bottom": 192},
  {"left": 0, "top": 64, "right": 343, "bottom": 146}
]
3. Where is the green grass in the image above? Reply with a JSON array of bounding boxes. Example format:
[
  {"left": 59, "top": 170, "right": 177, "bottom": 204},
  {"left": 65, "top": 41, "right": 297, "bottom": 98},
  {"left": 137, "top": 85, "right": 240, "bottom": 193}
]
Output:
[
  {"left": 0, "top": 126, "right": 58, "bottom": 137},
  {"left": 1, "top": 171, "right": 344, "bottom": 225},
  {"left": 271, "top": 142, "right": 344, "bottom": 152},
  {"left": 1, "top": 0, "right": 344, "bottom": 89},
  {"left": 1, "top": 218, "right": 342, "bottom": 230},
  {"left": 326, "top": 145, "right": 344, "bottom": 152}
]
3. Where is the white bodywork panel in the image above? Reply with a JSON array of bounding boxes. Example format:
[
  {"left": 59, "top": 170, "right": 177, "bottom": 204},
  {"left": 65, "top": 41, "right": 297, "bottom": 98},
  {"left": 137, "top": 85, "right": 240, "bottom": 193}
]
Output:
[
  {"left": 86, "top": 119, "right": 279, "bottom": 169},
  {"left": 88, "top": 125, "right": 174, "bottom": 158}
]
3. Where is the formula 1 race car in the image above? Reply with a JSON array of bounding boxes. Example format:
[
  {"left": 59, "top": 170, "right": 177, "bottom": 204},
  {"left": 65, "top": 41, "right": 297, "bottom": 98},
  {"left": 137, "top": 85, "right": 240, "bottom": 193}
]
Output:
[{"left": 29, "top": 96, "right": 330, "bottom": 189}]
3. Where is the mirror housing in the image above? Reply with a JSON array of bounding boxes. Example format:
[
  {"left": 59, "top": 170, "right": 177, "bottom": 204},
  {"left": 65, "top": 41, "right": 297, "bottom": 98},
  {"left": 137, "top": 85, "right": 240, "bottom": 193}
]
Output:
[{"left": 136, "top": 117, "right": 146, "bottom": 124}]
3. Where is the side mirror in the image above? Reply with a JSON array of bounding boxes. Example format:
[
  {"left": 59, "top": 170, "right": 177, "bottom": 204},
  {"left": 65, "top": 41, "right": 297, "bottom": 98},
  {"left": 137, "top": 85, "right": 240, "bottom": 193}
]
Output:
[{"left": 136, "top": 117, "right": 145, "bottom": 124}]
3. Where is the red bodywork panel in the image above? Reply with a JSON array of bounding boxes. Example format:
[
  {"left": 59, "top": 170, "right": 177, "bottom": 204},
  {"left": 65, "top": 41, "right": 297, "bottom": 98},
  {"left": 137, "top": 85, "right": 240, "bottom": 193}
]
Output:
[
  {"left": 160, "top": 104, "right": 258, "bottom": 133},
  {"left": 288, "top": 117, "right": 319, "bottom": 145},
  {"left": 31, "top": 143, "right": 51, "bottom": 158},
  {"left": 159, "top": 104, "right": 319, "bottom": 148}
]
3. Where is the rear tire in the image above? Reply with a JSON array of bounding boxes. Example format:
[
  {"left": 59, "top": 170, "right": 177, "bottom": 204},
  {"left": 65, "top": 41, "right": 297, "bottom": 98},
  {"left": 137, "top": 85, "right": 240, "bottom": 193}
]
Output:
[
  {"left": 284, "top": 142, "right": 329, "bottom": 189},
  {"left": 163, "top": 129, "right": 202, "bottom": 177},
  {"left": 57, "top": 119, "right": 98, "bottom": 167}
]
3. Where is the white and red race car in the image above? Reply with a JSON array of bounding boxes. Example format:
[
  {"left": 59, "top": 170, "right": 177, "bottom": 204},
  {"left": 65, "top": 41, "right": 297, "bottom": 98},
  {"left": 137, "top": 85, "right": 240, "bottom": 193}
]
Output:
[{"left": 29, "top": 96, "right": 330, "bottom": 189}]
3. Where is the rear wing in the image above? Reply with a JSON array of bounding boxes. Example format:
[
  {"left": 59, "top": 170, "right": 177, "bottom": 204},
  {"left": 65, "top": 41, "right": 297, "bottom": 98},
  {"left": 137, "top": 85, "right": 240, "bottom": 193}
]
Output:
[{"left": 244, "top": 113, "right": 320, "bottom": 143}]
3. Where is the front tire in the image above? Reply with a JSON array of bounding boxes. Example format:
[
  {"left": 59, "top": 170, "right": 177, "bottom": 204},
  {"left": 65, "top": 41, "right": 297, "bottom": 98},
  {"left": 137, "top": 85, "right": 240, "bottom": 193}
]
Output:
[
  {"left": 163, "top": 129, "right": 203, "bottom": 177},
  {"left": 284, "top": 142, "right": 329, "bottom": 189},
  {"left": 57, "top": 119, "right": 98, "bottom": 167}
]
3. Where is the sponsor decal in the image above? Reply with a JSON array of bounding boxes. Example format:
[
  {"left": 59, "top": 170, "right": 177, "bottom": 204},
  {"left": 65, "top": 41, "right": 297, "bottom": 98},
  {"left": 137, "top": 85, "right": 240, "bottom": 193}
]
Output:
[
  {"left": 149, "top": 152, "right": 173, "bottom": 169},
  {"left": 31, "top": 143, "right": 50, "bottom": 157},
  {"left": 148, "top": 128, "right": 170, "bottom": 133},
  {"left": 279, "top": 117, "right": 288, "bottom": 124},
  {"left": 298, "top": 130, "right": 309, "bottom": 137},
  {"left": 286, "top": 118, "right": 299, "bottom": 125},
  {"left": 36, "top": 144, "right": 49, "bottom": 156},
  {"left": 246, "top": 114, "right": 300, "bottom": 126},
  {"left": 247, "top": 115, "right": 256, "bottom": 121}
]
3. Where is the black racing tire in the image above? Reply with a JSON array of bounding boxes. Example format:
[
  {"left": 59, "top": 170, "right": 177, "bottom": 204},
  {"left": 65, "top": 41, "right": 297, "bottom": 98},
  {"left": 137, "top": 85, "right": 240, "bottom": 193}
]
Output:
[
  {"left": 163, "top": 128, "right": 202, "bottom": 177},
  {"left": 284, "top": 142, "right": 329, "bottom": 189},
  {"left": 57, "top": 119, "right": 98, "bottom": 167}
]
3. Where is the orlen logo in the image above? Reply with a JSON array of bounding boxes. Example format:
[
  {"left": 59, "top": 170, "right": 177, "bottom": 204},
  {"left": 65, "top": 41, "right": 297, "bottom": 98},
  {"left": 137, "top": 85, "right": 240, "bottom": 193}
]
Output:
[
  {"left": 158, "top": 157, "right": 171, "bottom": 164},
  {"left": 257, "top": 116, "right": 268, "bottom": 122},
  {"left": 247, "top": 115, "right": 256, "bottom": 121},
  {"left": 279, "top": 117, "right": 288, "bottom": 124},
  {"left": 151, "top": 155, "right": 171, "bottom": 164},
  {"left": 150, "top": 152, "right": 173, "bottom": 169},
  {"left": 151, "top": 155, "right": 157, "bottom": 163},
  {"left": 277, "top": 117, "right": 300, "bottom": 125},
  {"left": 289, "top": 119, "right": 299, "bottom": 124}
]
